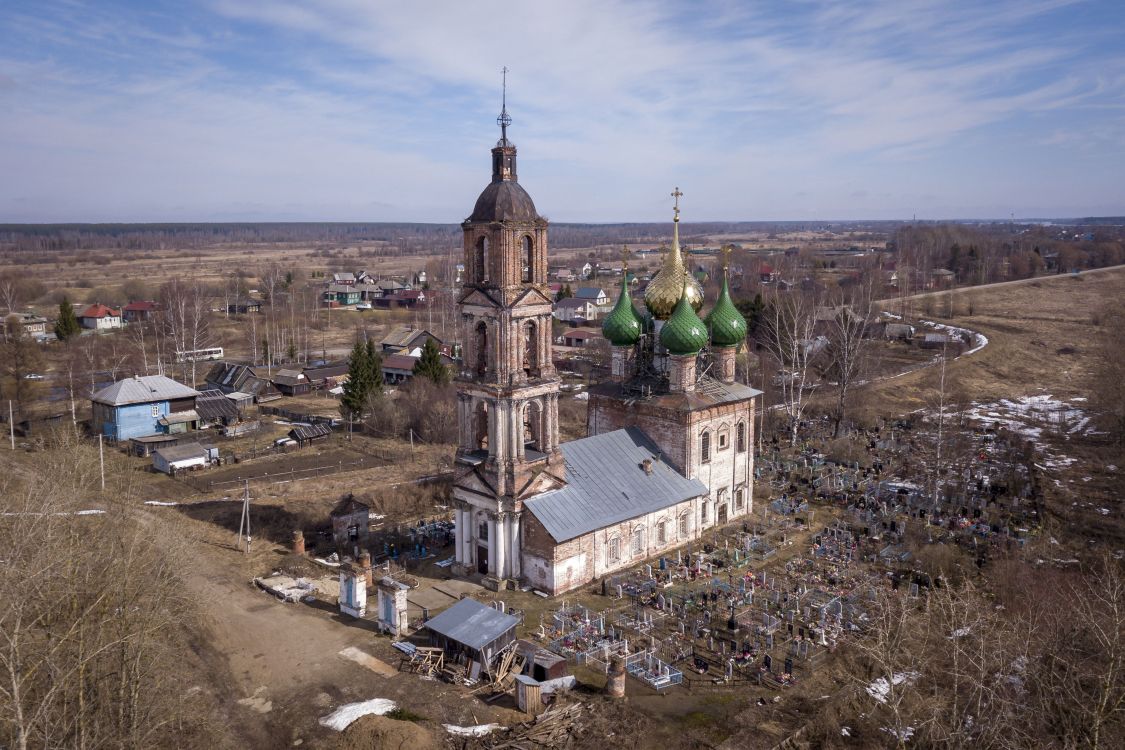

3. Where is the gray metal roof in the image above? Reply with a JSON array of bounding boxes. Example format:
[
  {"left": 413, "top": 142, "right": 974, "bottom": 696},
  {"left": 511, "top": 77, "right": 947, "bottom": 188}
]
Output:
[
  {"left": 524, "top": 427, "right": 708, "bottom": 543},
  {"left": 91, "top": 375, "right": 199, "bottom": 406},
  {"left": 153, "top": 442, "right": 212, "bottom": 463},
  {"left": 425, "top": 598, "right": 518, "bottom": 651}
]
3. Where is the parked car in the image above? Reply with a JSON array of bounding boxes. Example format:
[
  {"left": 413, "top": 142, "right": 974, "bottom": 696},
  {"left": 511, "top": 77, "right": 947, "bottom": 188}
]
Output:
[{"left": 355, "top": 302, "right": 372, "bottom": 311}]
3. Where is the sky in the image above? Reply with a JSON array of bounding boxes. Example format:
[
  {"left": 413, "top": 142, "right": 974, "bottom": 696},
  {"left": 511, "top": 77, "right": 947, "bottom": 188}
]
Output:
[{"left": 1, "top": 0, "right": 1123, "bottom": 223}]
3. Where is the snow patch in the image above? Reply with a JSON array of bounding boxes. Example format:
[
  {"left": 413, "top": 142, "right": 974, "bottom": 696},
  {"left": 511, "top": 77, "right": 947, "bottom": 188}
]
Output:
[
  {"left": 866, "top": 672, "right": 918, "bottom": 704},
  {"left": 444, "top": 723, "right": 502, "bottom": 737},
  {"left": 318, "top": 698, "right": 397, "bottom": 731},
  {"left": 144, "top": 500, "right": 179, "bottom": 507}
]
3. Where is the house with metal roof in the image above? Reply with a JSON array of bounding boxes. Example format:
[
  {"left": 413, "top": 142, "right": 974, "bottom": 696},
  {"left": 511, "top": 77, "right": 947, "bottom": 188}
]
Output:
[
  {"left": 90, "top": 375, "right": 200, "bottom": 441},
  {"left": 152, "top": 442, "right": 216, "bottom": 475},
  {"left": 78, "top": 303, "right": 122, "bottom": 330}
]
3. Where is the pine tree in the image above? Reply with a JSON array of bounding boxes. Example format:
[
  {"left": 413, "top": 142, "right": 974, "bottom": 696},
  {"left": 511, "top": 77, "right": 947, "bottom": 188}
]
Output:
[
  {"left": 340, "top": 340, "right": 370, "bottom": 419},
  {"left": 54, "top": 298, "right": 81, "bottom": 341},
  {"left": 364, "top": 339, "right": 383, "bottom": 398},
  {"left": 412, "top": 338, "right": 450, "bottom": 385},
  {"left": 557, "top": 284, "right": 572, "bottom": 302}
]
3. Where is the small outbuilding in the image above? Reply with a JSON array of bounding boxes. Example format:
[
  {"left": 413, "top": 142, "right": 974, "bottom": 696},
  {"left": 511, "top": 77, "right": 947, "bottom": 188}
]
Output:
[
  {"left": 423, "top": 598, "right": 519, "bottom": 669},
  {"left": 152, "top": 442, "right": 217, "bottom": 475},
  {"left": 288, "top": 422, "right": 331, "bottom": 447},
  {"left": 330, "top": 495, "right": 370, "bottom": 553}
]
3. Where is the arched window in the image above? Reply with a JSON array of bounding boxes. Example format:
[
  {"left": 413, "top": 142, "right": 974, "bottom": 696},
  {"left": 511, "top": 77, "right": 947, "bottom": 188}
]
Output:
[
  {"left": 475, "top": 236, "right": 489, "bottom": 283},
  {"left": 523, "top": 400, "right": 543, "bottom": 452},
  {"left": 522, "top": 320, "right": 540, "bottom": 377},
  {"left": 701, "top": 498, "right": 708, "bottom": 523},
  {"left": 679, "top": 512, "right": 690, "bottom": 538},
  {"left": 474, "top": 322, "right": 488, "bottom": 376},
  {"left": 474, "top": 401, "right": 489, "bottom": 451},
  {"left": 735, "top": 487, "right": 745, "bottom": 510},
  {"left": 632, "top": 526, "right": 643, "bottom": 556},
  {"left": 657, "top": 520, "right": 667, "bottom": 545},
  {"left": 521, "top": 235, "right": 534, "bottom": 283},
  {"left": 607, "top": 535, "right": 621, "bottom": 565},
  {"left": 700, "top": 431, "right": 711, "bottom": 464},
  {"left": 736, "top": 422, "right": 746, "bottom": 453}
]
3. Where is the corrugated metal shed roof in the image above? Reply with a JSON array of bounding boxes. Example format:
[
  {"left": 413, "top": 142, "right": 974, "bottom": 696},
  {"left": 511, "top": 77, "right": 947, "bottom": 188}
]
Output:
[
  {"left": 91, "top": 375, "right": 199, "bottom": 406},
  {"left": 153, "top": 442, "right": 212, "bottom": 463},
  {"left": 524, "top": 427, "right": 708, "bottom": 543},
  {"left": 289, "top": 423, "right": 331, "bottom": 441},
  {"left": 424, "top": 598, "right": 518, "bottom": 651},
  {"left": 196, "top": 390, "right": 240, "bottom": 421}
]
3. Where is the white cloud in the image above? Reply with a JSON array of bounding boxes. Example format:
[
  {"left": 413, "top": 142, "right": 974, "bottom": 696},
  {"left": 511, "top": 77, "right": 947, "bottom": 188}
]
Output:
[{"left": 0, "top": 0, "right": 1122, "bottom": 220}]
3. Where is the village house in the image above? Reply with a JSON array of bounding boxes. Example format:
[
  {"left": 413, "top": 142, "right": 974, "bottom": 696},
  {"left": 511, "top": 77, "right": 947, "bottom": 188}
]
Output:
[
  {"left": 288, "top": 422, "right": 332, "bottom": 447},
  {"left": 90, "top": 374, "right": 200, "bottom": 441},
  {"left": 332, "top": 272, "right": 356, "bottom": 286},
  {"left": 11, "top": 311, "right": 48, "bottom": 338},
  {"left": 381, "top": 350, "right": 456, "bottom": 384},
  {"left": 553, "top": 297, "right": 598, "bottom": 323},
  {"left": 78, "top": 303, "right": 122, "bottom": 330},
  {"left": 271, "top": 368, "right": 311, "bottom": 396},
  {"left": 302, "top": 362, "right": 349, "bottom": 390},
  {"left": 226, "top": 298, "right": 263, "bottom": 314},
  {"left": 323, "top": 284, "right": 361, "bottom": 306},
  {"left": 758, "top": 263, "right": 779, "bottom": 284},
  {"left": 373, "top": 289, "right": 426, "bottom": 309},
  {"left": 122, "top": 300, "right": 160, "bottom": 323},
  {"left": 204, "top": 362, "right": 282, "bottom": 402},
  {"left": 380, "top": 327, "right": 444, "bottom": 354},
  {"left": 557, "top": 327, "right": 602, "bottom": 348},
  {"left": 574, "top": 287, "right": 610, "bottom": 307}
]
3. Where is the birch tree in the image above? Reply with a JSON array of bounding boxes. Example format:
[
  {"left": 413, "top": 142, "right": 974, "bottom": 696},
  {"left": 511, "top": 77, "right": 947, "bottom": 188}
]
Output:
[{"left": 759, "top": 291, "right": 817, "bottom": 446}]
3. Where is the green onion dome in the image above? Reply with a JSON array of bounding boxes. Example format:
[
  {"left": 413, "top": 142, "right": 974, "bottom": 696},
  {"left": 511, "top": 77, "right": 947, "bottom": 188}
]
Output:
[
  {"left": 704, "top": 273, "right": 747, "bottom": 347},
  {"left": 602, "top": 277, "right": 644, "bottom": 346},
  {"left": 660, "top": 282, "right": 710, "bottom": 355}
]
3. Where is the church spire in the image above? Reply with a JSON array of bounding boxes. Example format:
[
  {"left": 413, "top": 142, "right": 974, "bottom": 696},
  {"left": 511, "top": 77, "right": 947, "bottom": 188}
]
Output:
[
  {"left": 491, "top": 67, "right": 517, "bottom": 183},
  {"left": 497, "top": 66, "right": 512, "bottom": 146}
]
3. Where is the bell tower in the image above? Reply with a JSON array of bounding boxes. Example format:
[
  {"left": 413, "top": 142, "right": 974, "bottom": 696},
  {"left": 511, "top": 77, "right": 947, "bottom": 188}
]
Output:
[{"left": 451, "top": 69, "right": 563, "bottom": 583}]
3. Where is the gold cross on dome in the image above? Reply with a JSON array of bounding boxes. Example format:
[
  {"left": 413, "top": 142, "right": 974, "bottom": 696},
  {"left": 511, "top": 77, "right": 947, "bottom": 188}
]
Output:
[
  {"left": 721, "top": 243, "right": 733, "bottom": 270},
  {"left": 621, "top": 244, "right": 632, "bottom": 271},
  {"left": 671, "top": 187, "right": 683, "bottom": 217}
]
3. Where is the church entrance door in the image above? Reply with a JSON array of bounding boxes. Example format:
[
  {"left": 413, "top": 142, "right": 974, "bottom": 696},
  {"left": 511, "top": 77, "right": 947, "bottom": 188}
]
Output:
[
  {"left": 477, "top": 544, "right": 489, "bottom": 575},
  {"left": 718, "top": 504, "right": 728, "bottom": 524}
]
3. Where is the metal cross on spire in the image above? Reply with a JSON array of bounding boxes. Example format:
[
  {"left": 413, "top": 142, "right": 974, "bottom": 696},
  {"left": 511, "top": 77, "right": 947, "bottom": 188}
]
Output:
[
  {"left": 671, "top": 186, "right": 683, "bottom": 219},
  {"left": 721, "top": 243, "right": 733, "bottom": 271},
  {"left": 497, "top": 66, "right": 512, "bottom": 142},
  {"left": 621, "top": 244, "right": 632, "bottom": 271}
]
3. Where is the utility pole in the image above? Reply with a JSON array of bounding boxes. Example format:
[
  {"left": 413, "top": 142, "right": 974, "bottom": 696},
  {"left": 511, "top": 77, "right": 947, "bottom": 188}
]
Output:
[
  {"left": 236, "top": 480, "right": 252, "bottom": 554},
  {"left": 98, "top": 434, "right": 105, "bottom": 491}
]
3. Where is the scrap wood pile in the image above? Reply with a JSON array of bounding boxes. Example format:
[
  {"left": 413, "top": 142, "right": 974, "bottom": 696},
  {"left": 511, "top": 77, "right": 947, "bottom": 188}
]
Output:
[
  {"left": 473, "top": 644, "right": 527, "bottom": 696},
  {"left": 486, "top": 703, "right": 584, "bottom": 750}
]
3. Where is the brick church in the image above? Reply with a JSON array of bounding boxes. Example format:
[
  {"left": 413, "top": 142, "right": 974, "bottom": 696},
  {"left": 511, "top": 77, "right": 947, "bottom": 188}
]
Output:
[{"left": 450, "top": 93, "right": 760, "bottom": 595}]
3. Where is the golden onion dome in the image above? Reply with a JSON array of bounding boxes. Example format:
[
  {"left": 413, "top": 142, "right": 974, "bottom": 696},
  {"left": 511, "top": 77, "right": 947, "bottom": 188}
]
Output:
[{"left": 643, "top": 206, "right": 703, "bottom": 319}]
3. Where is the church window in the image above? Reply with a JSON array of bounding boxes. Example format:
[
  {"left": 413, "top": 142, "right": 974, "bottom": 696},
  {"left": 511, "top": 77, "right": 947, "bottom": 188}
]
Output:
[
  {"left": 701, "top": 500, "right": 708, "bottom": 523},
  {"left": 657, "top": 521, "right": 667, "bottom": 545},
  {"left": 735, "top": 487, "right": 745, "bottom": 509},
  {"left": 478, "top": 520, "right": 489, "bottom": 541},
  {"left": 521, "top": 235, "right": 534, "bottom": 283},
  {"left": 679, "top": 512, "right": 689, "bottom": 538},
  {"left": 718, "top": 428, "right": 730, "bottom": 451},
  {"left": 736, "top": 422, "right": 746, "bottom": 453},
  {"left": 700, "top": 431, "right": 711, "bottom": 464},
  {"left": 607, "top": 535, "right": 620, "bottom": 565},
  {"left": 632, "top": 526, "right": 643, "bottom": 556}
]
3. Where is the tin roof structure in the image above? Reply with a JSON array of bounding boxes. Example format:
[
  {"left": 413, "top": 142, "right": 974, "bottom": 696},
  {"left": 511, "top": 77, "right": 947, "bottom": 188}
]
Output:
[
  {"left": 424, "top": 598, "right": 519, "bottom": 652},
  {"left": 524, "top": 427, "right": 708, "bottom": 543},
  {"left": 91, "top": 375, "right": 199, "bottom": 406}
]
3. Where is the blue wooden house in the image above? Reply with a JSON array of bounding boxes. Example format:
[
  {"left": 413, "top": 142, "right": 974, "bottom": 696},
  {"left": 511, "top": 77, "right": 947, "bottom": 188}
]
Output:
[{"left": 90, "top": 375, "right": 200, "bottom": 441}]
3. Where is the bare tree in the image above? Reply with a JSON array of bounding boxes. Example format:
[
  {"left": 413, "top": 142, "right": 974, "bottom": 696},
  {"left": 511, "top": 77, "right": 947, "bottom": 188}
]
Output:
[
  {"left": 824, "top": 285, "right": 873, "bottom": 437},
  {"left": 759, "top": 291, "right": 818, "bottom": 446},
  {"left": 159, "top": 280, "right": 212, "bottom": 385}
]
